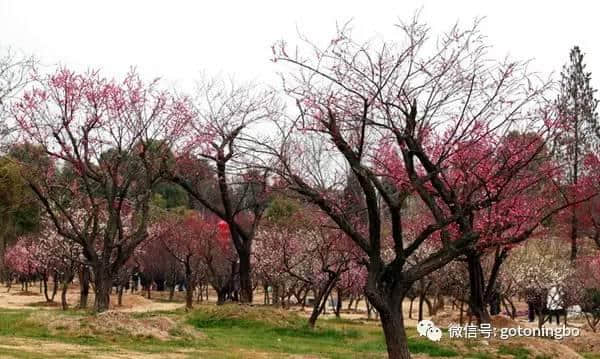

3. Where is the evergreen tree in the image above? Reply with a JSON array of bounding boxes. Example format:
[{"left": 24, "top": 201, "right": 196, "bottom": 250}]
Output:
[{"left": 556, "top": 46, "right": 599, "bottom": 261}]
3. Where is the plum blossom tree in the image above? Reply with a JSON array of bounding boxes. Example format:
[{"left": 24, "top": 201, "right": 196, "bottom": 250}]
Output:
[
  {"left": 153, "top": 211, "right": 219, "bottom": 309},
  {"left": 336, "top": 263, "right": 367, "bottom": 313},
  {"left": 201, "top": 219, "right": 239, "bottom": 305},
  {"left": 4, "top": 221, "right": 82, "bottom": 310},
  {"left": 265, "top": 17, "right": 563, "bottom": 358},
  {"left": 446, "top": 131, "right": 569, "bottom": 323},
  {"left": 3, "top": 237, "right": 40, "bottom": 292},
  {"left": 12, "top": 68, "right": 192, "bottom": 311},
  {"left": 169, "top": 77, "right": 280, "bottom": 303},
  {"left": 35, "top": 225, "right": 83, "bottom": 309},
  {"left": 554, "top": 152, "right": 600, "bottom": 253},
  {"left": 256, "top": 205, "right": 360, "bottom": 327},
  {"left": 136, "top": 228, "right": 179, "bottom": 299},
  {"left": 570, "top": 254, "right": 600, "bottom": 332},
  {"left": 503, "top": 238, "right": 573, "bottom": 328}
]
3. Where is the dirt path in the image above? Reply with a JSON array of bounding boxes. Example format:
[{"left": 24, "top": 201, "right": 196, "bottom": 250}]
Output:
[
  {"left": 0, "top": 287, "right": 182, "bottom": 312},
  {"left": 0, "top": 337, "right": 191, "bottom": 359}
]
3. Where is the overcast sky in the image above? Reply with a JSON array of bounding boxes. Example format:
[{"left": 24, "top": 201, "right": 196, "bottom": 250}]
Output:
[{"left": 1, "top": 0, "right": 599, "bottom": 91}]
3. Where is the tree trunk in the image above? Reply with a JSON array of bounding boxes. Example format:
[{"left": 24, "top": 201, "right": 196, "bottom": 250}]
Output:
[
  {"left": 0, "top": 234, "right": 5, "bottom": 285},
  {"left": 238, "top": 248, "right": 253, "bottom": 304},
  {"left": 308, "top": 275, "right": 338, "bottom": 328},
  {"left": 335, "top": 288, "right": 342, "bottom": 318},
  {"left": 424, "top": 297, "right": 433, "bottom": 316},
  {"left": 570, "top": 208, "right": 578, "bottom": 262},
  {"left": 93, "top": 271, "right": 112, "bottom": 312},
  {"left": 117, "top": 286, "right": 124, "bottom": 306},
  {"left": 79, "top": 267, "right": 90, "bottom": 309},
  {"left": 216, "top": 289, "right": 228, "bottom": 305},
  {"left": 272, "top": 284, "right": 280, "bottom": 305},
  {"left": 61, "top": 282, "right": 69, "bottom": 310},
  {"left": 467, "top": 252, "right": 491, "bottom": 324},
  {"left": 366, "top": 299, "right": 373, "bottom": 320},
  {"left": 185, "top": 263, "right": 194, "bottom": 310},
  {"left": 263, "top": 283, "right": 269, "bottom": 304},
  {"left": 185, "top": 284, "right": 194, "bottom": 310},
  {"left": 418, "top": 293, "right": 425, "bottom": 321},
  {"left": 537, "top": 308, "right": 546, "bottom": 329},
  {"left": 570, "top": 118, "right": 579, "bottom": 262},
  {"left": 60, "top": 272, "right": 74, "bottom": 310},
  {"left": 42, "top": 274, "right": 58, "bottom": 302},
  {"left": 43, "top": 276, "right": 50, "bottom": 301},
  {"left": 51, "top": 273, "right": 58, "bottom": 301},
  {"left": 366, "top": 286, "right": 412, "bottom": 359},
  {"left": 380, "top": 309, "right": 412, "bottom": 359},
  {"left": 434, "top": 294, "right": 445, "bottom": 314},
  {"left": 168, "top": 284, "right": 175, "bottom": 302}
]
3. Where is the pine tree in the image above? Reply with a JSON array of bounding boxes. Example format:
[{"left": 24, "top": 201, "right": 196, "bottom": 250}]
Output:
[{"left": 556, "top": 46, "right": 599, "bottom": 261}]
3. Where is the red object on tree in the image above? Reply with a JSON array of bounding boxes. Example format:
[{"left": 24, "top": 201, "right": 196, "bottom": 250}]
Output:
[{"left": 217, "top": 220, "right": 230, "bottom": 246}]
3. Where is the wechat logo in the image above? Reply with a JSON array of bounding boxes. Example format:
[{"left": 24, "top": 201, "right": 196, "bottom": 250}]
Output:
[{"left": 417, "top": 320, "right": 443, "bottom": 342}]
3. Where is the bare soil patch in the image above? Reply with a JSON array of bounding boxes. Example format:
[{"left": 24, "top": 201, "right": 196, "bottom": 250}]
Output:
[
  {"left": 32, "top": 310, "right": 203, "bottom": 341},
  {"left": 0, "top": 286, "right": 182, "bottom": 312},
  {"left": 0, "top": 337, "right": 191, "bottom": 359}
]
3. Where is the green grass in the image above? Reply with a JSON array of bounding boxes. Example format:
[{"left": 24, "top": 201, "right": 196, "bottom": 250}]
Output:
[
  {"left": 464, "top": 353, "right": 495, "bottom": 359},
  {"left": 2, "top": 305, "right": 575, "bottom": 359},
  {"left": 498, "top": 344, "right": 531, "bottom": 359},
  {"left": 186, "top": 305, "right": 458, "bottom": 358},
  {"left": 0, "top": 310, "right": 53, "bottom": 339},
  {"left": 187, "top": 307, "right": 375, "bottom": 358},
  {"left": 407, "top": 339, "right": 458, "bottom": 357},
  {"left": 0, "top": 308, "right": 195, "bottom": 354}
]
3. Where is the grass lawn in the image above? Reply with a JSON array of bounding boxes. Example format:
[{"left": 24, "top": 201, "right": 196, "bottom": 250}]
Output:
[{"left": 0, "top": 305, "right": 580, "bottom": 358}]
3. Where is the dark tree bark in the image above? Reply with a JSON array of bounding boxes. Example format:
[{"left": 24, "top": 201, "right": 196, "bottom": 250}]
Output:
[
  {"left": 570, "top": 208, "right": 578, "bottom": 262},
  {"left": 466, "top": 251, "right": 491, "bottom": 324},
  {"left": 335, "top": 288, "right": 342, "bottom": 318},
  {"left": 466, "top": 247, "right": 509, "bottom": 323},
  {"left": 43, "top": 272, "right": 58, "bottom": 303},
  {"left": 308, "top": 273, "right": 338, "bottom": 328},
  {"left": 79, "top": 267, "right": 90, "bottom": 309},
  {"left": 272, "top": 284, "right": 280, "bottom": 305},
  {"left": 238, "top": 244, "right": 253, "bottom": 303},
  {"left": 117, "top": 285, "right": 124, "bottom": 306},
  {"left": 61, "top": 282, "right": 69, "bottom": 310},
  {"left": 168, "top": 283, "right": 176, "bottom": 302},
  {"left": 263, "top": 283, "right": 269, "bottom": 304},
  {"left": 365, "top": 283, "right": 412, "bottom": 359},
  {"left": 60, "top": 273, "right": 74, "bottom": 310},
  {"left": 94, "top": 270, "right": 112, "bottom": 312},
  {"left": 184, "top": 262, "right": 195, "bottom": 310},
  {"left": 216, "top": 289, "right": 228, "bottom": 305}
]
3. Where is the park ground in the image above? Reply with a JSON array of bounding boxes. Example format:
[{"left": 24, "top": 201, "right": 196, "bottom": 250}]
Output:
[{"left": 0, "top": 287, "right": 599, "bottom": 358}]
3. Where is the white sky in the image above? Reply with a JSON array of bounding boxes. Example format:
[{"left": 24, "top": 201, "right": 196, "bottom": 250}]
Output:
[{"left": 1, "top": 0, "right": 599, "bottom": 91}]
